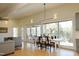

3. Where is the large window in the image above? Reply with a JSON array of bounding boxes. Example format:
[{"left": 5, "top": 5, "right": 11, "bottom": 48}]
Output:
[
  {"left": 46, "top": 23, "right": 58, "bottom": 37},
  {"left": 27, "top": 28, "right": 31, "bottom": 36},
  {"left": 13, "top": 27, "right": 18, "bottom": 37},
  {"left": 31, "top": 27, "right": 36, "bottom": 36},
  {"left": 59, "top": 21, "right": 73, "bottom": 46},
  {"left": 26, "top": 20, "right": 73, "bottom": 47},
  {"left": 36, "top": 26, "right": 41, "bottom": 36},
  {"left": 42, "top": 25, "right": 46, "bottom": 35}
]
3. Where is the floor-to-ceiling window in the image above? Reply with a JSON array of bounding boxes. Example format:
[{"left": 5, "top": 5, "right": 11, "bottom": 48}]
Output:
[
  {"left": 36, "top": 25, "right": 41, "bottom": 36},
  {"left": 59, "top": 21, "right": 73, "bottom": 46},
  {"left": 13, "top": 27, "right": 18, "bottom": 37},
  {"left": 42, "top": 24, "right": 46, "bottom": 35},
  {"left": 26, "top": 20, "right": 73, "bottom": 47},
  {"left": 26, "top": 28, "right": 31, "bottom": 41},
  {"left": 31, "top": 27, "right": 36, "bottom": 36},
  {"left": 45, "top": 23, "right": 59, "bottom": 38},
  {"left": 27, "top": 28, "right": 31, "bottom": 37}
]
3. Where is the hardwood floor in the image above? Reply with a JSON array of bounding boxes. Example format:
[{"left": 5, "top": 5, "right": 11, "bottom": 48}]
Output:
[{"left": 9, "top": 43, "right": 79, "bottom": 56}]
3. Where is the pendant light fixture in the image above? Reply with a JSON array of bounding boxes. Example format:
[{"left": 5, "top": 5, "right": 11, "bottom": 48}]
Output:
[
  {"left": 43, "top": 3, "right": 46, "bottom": 21},
  {"left": 40, "top": 3, "right": 46, "bottom": 35},
  {"left": 41, "top": 3, "right": 57, "bottom": 23},
  {"left": 40, "top": 3, "right": 46, "bottom": 25},
  {"left": 30, "top": 3, "right": 57, "bottom": 26}
]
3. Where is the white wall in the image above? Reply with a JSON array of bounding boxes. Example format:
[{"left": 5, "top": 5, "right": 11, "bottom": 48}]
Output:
[{"left": 0, "top": 19, "right": 19, "bottom": 42}]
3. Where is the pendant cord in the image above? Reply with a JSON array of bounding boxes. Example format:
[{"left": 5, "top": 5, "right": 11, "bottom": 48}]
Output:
[{"left": 44, "top": 3, "right": 46, "bottom": 21}]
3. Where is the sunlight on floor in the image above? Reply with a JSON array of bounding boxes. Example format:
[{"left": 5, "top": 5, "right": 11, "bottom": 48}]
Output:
[{"left": 60, "top": 41, "right": 73, "bottom": 46}]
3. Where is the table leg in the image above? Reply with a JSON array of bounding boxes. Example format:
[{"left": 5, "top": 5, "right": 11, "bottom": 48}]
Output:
[{"left": 58, "top": 41, "right": 60, "bottom": 49}]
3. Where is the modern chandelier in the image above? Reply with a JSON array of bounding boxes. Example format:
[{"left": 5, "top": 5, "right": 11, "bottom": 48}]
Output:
[
  {"left": 41, "top": 3, "right": 57, "bottom": 22},
  {"left": 31, "top": 3, "right": 57, "bottom": 26},
  {"left": 43, "top": 3, "right": 46, "bottom": 21}
]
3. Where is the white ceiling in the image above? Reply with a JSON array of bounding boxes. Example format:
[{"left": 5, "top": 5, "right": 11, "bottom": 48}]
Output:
[{"left": 0, "top": 3, "right": 64, "bottom": 19}]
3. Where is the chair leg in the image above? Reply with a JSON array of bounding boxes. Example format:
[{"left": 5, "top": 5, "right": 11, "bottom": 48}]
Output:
[
  {"left": 40, "top": 44, "right": 42, "bottom": 50},
  {"left": 45, "top": 45, "right": 47, "bottom": 51},
  {"left": 50, "top": 46, "right": 51, "bottom": 52}
]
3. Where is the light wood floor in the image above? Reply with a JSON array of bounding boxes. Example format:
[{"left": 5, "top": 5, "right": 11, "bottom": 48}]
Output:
[{"left": 9, "top": 43, "right": 79, "bottom": 56}]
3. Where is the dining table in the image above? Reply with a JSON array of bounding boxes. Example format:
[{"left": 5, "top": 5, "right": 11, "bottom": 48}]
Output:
[{"left": 50, "top": 39, "right": 63, "bottom": 50}]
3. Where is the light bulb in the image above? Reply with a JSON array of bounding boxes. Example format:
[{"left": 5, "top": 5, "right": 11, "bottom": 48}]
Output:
[
  {"left": 4, "top": 21, "right": 8, "bottom": 24},
  {"left": 54, "top": 13, "right": 57, "bottom": 19},
  {"left": 30, "top": 19, "right": 33, "bottom": 23}
]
